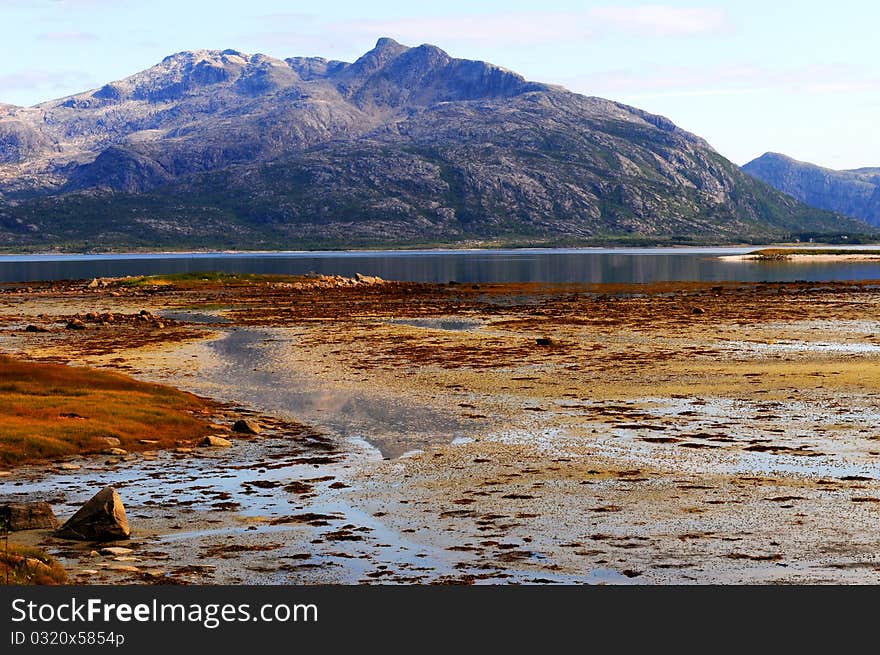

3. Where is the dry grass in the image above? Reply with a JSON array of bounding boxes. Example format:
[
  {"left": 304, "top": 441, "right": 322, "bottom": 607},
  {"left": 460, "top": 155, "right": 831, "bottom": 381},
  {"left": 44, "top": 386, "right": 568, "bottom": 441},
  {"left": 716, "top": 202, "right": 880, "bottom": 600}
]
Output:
[
  {"left": 0, "top": 544, "right": 67, "bottom": 585},
  {"left": 0, "top": 355, "right": 216, "bottom": 466}
]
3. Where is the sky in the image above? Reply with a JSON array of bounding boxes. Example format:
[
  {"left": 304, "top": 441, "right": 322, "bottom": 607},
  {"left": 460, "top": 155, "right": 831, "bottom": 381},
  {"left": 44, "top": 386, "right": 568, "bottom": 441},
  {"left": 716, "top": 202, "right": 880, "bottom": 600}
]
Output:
[{"left": 1, "top": 0, "right": 878, "bottom": 170}]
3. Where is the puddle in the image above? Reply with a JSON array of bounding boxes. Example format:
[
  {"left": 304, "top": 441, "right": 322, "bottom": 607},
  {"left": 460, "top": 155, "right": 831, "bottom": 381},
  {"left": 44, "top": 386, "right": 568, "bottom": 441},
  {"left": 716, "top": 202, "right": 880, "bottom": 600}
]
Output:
[
  {"left": 159, "top": 310, "right": 230, "bottom": 324},
  {"left": 199, "top": 328, "right": 478, "bottom": 459},
  {"left": 389, "top": 317, "right": 484, "bottom": 331},
  {"left": 721, "top": 340, "right": 880, "bottom": 355}
]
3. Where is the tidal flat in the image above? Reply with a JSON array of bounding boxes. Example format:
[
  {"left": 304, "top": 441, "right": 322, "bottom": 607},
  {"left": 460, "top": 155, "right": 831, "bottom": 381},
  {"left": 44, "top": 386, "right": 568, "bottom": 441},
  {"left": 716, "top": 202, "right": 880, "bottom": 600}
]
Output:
[{"left": 2, "top": 274, "right": 880, "bottom": 584}]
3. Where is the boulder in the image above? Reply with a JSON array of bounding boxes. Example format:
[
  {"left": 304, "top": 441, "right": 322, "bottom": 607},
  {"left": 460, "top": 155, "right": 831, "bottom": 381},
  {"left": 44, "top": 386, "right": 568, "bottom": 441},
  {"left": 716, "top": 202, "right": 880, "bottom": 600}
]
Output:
[
  {"left": 233, "top": 418, "right": 261, "bottom": 435},
  {"left": 202, "top": 435, "right": 232, "bottom": 447},
  {"left": 54, "top": 486, "right": 130, "bottom": 541},
  {"left": 1, "top": 502, "right": 60, "bottom": 531}
]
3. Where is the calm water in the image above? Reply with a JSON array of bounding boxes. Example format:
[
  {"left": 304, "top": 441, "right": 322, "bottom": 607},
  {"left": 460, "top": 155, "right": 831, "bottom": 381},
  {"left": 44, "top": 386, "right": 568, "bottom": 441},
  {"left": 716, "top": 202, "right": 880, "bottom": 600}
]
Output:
[{"left": 3, "top": 246, "right": 880, "bottom": 284}]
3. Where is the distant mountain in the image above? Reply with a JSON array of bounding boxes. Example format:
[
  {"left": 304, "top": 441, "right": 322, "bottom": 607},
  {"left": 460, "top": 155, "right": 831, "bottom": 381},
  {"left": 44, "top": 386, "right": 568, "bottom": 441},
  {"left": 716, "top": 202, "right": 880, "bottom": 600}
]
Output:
[
  {"left": 744, "top": 152, "right": 880, "bottom": 226},
  {"left": 0, "top": 38, "right": 870, "bottom": 250}
]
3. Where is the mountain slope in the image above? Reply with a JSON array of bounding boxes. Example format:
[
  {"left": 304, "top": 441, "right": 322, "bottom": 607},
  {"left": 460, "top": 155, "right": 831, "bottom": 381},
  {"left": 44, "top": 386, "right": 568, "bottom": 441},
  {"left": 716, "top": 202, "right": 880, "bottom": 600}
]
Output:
[
  {"left": 743, "top": 152, "right": 880, "bottom": 226},
  {"left": 0, "top": 39, "right": 871, "bottom": 250}
]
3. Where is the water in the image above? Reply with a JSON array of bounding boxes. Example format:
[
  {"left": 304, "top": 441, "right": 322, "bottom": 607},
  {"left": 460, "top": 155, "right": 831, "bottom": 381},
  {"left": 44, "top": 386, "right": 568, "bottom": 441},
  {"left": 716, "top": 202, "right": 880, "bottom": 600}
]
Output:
[{"left": 4, "top": 245, "right": 880, "bottom": 284}]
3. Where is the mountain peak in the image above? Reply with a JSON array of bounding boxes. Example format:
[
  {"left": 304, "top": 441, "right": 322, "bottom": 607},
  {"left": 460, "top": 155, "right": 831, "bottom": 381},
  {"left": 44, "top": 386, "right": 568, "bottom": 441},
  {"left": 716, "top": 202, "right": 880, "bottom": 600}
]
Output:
[{"left": 374, "top": 37, "right": 404, "bottom": 51}]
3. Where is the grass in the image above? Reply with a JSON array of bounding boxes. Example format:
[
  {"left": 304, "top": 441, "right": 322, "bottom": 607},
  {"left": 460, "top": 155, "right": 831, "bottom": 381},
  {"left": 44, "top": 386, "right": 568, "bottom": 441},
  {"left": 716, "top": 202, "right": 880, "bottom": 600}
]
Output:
[
  {"left": 0, "top": 355, "right": 216, "bottom": 467},
  {"left": 0, "top": 544, "right": 67, "bottom": 585},
  {"left": 120, "top": 272, "right": 306, "bottom": 288},
  {"left": 750, "top": 248, "right": 880, "bottom": 259}
]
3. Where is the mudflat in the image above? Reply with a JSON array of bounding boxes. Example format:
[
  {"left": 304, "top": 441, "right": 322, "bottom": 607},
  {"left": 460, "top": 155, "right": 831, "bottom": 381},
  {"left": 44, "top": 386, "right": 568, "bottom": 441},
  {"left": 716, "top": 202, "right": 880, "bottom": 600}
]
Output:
[{"left": 2, "top": 274, "right": 880, "bottom": 584}]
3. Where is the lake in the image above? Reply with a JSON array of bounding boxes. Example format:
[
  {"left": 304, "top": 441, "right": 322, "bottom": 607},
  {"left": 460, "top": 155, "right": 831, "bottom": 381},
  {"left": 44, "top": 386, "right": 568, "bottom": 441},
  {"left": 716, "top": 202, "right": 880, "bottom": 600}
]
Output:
[{"left": 3, "top": 246, "right": 880, "bottom": 284}]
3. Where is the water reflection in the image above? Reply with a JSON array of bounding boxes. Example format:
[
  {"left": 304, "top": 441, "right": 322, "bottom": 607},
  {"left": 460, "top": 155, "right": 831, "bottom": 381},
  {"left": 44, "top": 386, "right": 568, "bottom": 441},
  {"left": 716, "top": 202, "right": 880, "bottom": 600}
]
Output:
[{"left": 3, "top": 247, "right": 880, "bottom": 284}]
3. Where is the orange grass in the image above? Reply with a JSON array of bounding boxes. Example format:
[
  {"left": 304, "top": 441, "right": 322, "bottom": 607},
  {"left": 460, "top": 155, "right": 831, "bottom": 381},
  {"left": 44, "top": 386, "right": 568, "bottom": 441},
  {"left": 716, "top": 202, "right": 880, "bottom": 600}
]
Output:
[
  {"left": 0, "top": 355, "right": 216, "bottom": 466},
  {"left": 0, "top": 545, "right": 67, "bottom": 585}
]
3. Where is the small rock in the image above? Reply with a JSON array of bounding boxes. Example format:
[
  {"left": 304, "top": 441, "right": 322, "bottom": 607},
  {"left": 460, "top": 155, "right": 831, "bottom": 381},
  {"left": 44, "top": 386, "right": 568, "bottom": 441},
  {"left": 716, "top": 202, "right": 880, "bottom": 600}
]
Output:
[
  {"left": 59, "top": 462, "right": 81, "bottom": 471},
  {"left": 24, "top": 324, "right": 49, "bottom": 333},
  {"left": 108, "top": 564, "right": 140, "bottom": 573},
  {"left": 66, "top": 319, "right": 86, "bottom": 330},
  {"left": 98, "top": 437, "right": 121, "bottom": 447},
  {"left": 87, "top": 278, "right": 100, "bottom": 289},
  {"left": 0, "top": 471, "right": 11, "bottom": 477},
  {"left": 0, "top": 501, "right": 60, "bottom": 531},
  {"left": 174, "top": 447, "right": 194, "bottom": 454},
  {"left": 104, "top": 448, "right": 127, "bottom": 456},
  {"left": 691, "top": 307, "right": 706, "bottom": 315},
  {"left": 100, "top": 546, "right": 133, "bottom": 556},
  {"left": 535, "top": 337, "right": 556, "bottom": 346},
  {"left": 233, "top": 419, "right": 261, "bottom": 435},
  {"left": 202, "top": 435, "right": 233, "bottom": 448},
  {"left": 55, "top": 486, "right": 131, "bottom": 541},
  {"left": 138, "top": 439, "right": 159, "bottom": 445}
]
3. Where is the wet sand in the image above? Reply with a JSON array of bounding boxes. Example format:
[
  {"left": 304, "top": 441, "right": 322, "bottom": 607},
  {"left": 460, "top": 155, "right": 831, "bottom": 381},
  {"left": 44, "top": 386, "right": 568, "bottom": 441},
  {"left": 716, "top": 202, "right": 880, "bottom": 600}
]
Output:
[{"left": 2, "top": 276, "right": 880, "bottom": 584}]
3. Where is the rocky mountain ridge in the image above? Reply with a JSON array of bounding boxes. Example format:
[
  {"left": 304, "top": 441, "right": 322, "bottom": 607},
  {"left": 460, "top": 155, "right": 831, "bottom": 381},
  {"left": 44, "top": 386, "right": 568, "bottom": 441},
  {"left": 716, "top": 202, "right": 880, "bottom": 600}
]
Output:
[
  {"left": 0, "top": 38, "right": 869, "bottom": 250},
  {"left": 743, "top": 152, "right": 880, "bottom": 226}
]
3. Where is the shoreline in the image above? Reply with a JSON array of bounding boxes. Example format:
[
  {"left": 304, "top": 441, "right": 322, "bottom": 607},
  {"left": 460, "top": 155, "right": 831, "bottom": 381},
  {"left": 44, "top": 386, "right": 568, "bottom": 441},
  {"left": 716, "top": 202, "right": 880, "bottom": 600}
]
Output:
[
  {"left": 721, "top": 252, "right": 880, "bottom": 262},
  {"left": 3, "top": 276, "right": 880, "bottom": 584}
]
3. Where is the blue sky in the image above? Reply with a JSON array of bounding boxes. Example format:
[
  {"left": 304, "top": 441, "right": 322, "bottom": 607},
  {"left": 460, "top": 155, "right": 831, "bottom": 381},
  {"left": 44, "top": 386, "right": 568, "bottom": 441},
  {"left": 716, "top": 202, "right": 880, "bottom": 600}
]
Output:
[{"left": 2, "top": 0, "right": 878, "bottom": 169}]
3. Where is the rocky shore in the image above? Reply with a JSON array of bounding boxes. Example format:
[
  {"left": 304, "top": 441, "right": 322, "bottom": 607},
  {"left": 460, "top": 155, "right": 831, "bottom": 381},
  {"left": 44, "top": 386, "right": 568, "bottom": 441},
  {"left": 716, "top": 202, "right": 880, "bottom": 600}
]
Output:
[{"left": 2, "top": 274, "right": 880, "bottom": 584}]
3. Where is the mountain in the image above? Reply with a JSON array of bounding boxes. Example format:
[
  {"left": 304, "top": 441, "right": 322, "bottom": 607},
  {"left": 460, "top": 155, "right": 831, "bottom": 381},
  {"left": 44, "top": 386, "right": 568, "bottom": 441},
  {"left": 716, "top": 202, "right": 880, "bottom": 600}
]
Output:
[
  {"left": 743, "top": 152, "right": 880, "bottom": 226},
  {"left": 0, "top": 38, "right": 870, "bottom": 250}
]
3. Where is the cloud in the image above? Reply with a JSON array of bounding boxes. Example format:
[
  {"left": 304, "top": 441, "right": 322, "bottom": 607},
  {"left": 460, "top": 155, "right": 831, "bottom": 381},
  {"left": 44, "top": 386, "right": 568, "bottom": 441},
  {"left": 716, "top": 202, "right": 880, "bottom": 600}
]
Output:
[
  {"left": 568, "top": 63, "right": 880, "bottom": 100},
  {"left": 0, "top": 69, "right": 93, "bottom": 93},
  {"left": 242, "top": 6, "right": 732, "bottom": 51},
  {"left": 590, "top": 6, "right": 731, "bottom": 37},
  {"left": 36, "top": 30, "right": 98, "bottom": 42}
]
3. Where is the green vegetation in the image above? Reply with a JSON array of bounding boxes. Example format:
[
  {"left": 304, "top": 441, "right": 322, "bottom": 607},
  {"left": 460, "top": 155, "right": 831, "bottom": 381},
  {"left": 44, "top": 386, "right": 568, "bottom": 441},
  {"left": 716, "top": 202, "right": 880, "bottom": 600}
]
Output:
[
  {"left": 749, "top": 248, "right": 880, "bottom": 259},
  {"left": 119, "top": 272, "right": 307, "bottom": 287}
]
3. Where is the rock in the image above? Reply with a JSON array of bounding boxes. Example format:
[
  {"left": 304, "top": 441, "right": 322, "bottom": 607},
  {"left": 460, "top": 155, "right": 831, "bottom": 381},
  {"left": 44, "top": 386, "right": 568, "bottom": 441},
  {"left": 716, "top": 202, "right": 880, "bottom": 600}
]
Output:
[
  {"left": 107, "top": 564, "right": 140, "bottom": 573},
  {"left": 98, "top": 436, "right": 121, "bottom": 447},
  {"left": 233, "top": 418, "right": 261, "bottom": 435},
  {"left": 100, "top": 546, "right": 133, "bottom": 556},
  {"left": 87, "top": 278, "right": 100, "bottom": 288},
  {"left": 54, "top": 486, "right": 131, "bottom": 541},
  {"left": 535, "top": 337, "right": 556, "bottom": 346},
  {"left": 138, "top": 439, "right": 158, "bottom": 445},
  {"left": 104, "top": 448, "right": 127, "bottom": 456},
  {"left": 59, "top": 462, "right": 81, "bottom": 471},
  {"left": 24, "top": 324, "right": 48, "bottom": 333},
  {"left": 174, "top": 447, "right": 194, "bottom": 453},
  {"left": 0, "top": 471, "right": 11, "bottom": 477},
  {"left": 691, "top": 306, "right": 706, "bottom": 315},
  {"left": 66, "top": 318, "right": 87, "bottom": 330},
  {"left": 202, "top": 435, "right": 233, "bottom": 447},
  {"left": 0, "top": 502, "right": 60, "bottom": 531}
]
